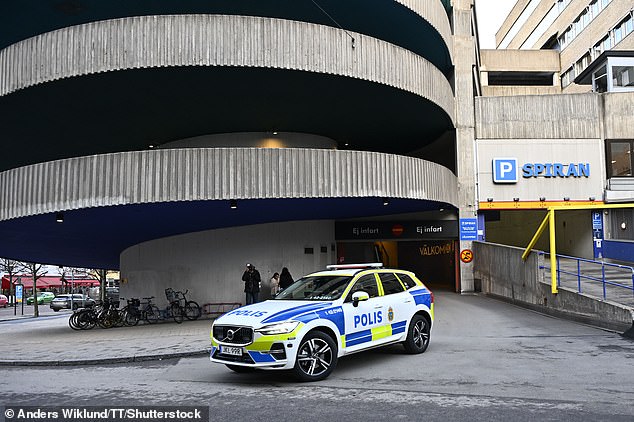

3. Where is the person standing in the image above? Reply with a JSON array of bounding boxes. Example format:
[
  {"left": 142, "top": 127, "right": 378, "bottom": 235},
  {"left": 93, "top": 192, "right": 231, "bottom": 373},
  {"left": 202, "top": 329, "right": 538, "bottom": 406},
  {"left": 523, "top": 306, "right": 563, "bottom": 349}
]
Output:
[
  {"left": 242, "top": 263, "right": 261, "bottom": 305},
  {"left": 270, "top": 272, "right": 280, "bottom": 297},
  {"left": 279, "top": 267, "right": 294, "bottom": 290}
]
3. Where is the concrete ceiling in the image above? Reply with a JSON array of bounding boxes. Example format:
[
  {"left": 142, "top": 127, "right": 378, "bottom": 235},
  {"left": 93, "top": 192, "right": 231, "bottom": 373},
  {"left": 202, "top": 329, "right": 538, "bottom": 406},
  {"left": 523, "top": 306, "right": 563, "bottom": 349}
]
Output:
[{"left": 0, "top": 198, "right": 453, "bottom": 269}]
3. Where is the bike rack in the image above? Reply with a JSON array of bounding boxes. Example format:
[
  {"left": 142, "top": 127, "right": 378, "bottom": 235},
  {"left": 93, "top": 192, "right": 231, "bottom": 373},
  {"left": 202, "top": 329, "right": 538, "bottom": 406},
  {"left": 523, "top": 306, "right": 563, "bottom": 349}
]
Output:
[{"left": 202, "top": 302, "right": 241, "bottom": 317}]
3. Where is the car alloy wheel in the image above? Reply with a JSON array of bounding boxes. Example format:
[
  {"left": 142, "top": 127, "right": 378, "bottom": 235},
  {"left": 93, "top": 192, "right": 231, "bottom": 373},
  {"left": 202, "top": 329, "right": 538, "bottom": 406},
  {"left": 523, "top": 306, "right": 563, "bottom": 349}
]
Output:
[
  {"left": 403, "top": 315, "right": 430, "bottom": 354},
  {"left": 294, "top": 331, "right": 337, "bottom": 381}
]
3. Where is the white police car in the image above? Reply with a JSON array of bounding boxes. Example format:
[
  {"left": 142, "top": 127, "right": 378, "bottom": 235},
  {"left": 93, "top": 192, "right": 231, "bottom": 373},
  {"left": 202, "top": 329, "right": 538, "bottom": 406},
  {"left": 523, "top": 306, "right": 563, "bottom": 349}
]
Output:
[{"left": 210, "top": 263, "right": 434, "bottom": 381}]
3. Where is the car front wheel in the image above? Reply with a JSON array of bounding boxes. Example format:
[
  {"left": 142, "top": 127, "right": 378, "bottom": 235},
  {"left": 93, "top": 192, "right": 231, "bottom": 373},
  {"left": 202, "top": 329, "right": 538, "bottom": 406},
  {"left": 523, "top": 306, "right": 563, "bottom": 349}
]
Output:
[
  {"left": 293, "top": 331, "right": 337, "bottom": 382},
  {"left": 403, "top": 314, "right": 430, "bottom": 354}
]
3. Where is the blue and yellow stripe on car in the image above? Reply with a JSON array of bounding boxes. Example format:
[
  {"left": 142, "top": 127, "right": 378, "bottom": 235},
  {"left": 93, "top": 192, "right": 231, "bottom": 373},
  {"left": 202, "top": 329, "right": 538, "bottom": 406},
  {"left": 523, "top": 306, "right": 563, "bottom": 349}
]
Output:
[{"left": 344, "top": 320, "right": 407, "bottom": 347}]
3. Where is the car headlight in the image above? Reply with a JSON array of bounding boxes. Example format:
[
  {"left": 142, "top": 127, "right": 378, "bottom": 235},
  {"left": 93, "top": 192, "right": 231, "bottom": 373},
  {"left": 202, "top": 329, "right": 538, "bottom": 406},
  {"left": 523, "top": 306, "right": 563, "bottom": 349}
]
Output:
[{"left": 255, "top": 321, "right": 300, "bottom": 335}]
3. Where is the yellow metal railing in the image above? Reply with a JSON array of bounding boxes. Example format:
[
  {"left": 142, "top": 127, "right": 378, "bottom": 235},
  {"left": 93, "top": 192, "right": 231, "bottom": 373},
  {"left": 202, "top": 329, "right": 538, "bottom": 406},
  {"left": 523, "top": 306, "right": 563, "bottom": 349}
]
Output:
[{"left": 522, "top": 203, "right": 634, "bottom": 294}]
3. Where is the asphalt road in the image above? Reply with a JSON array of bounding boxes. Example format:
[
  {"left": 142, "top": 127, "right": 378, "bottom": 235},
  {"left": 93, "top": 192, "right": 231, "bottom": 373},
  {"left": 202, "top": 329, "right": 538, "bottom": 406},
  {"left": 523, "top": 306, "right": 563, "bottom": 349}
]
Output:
[{"left": 1, "top": 293, "right": 633, "bottom": 421}]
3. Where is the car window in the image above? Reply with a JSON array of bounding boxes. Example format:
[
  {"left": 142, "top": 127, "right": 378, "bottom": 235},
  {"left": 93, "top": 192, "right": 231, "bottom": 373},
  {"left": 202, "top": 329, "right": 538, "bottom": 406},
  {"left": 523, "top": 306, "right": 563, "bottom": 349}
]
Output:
[
  {"left": 345, "top": 274, "right": 379, "bottom": 301},
  {"left": 275, "top": 275, "right": 352, "bottom": 301},
  {"left": 378, "top": 273, "right": 406, "bottom": 295},
  {"left": 395, "top": 273, "right": 417, "bottom": 289}
]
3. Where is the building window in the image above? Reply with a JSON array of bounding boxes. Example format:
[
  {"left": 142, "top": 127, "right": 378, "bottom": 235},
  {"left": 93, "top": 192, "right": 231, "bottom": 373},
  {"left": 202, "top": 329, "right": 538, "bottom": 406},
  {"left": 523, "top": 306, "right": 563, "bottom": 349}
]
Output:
[
  {"left": 613, "top": 65, "right": 634, "bottom": 88},
  {"left": 626, "top": 14, "right": 633, "bottom": 34},
  {"left": 561, "top": 67, "right": 573, "bottom": 87},
  {"left": 559, "top": 0, "right": 611, "bottom": 50},
  {"left": 606, "top": 140, "right": 634, "bottom": 178},
  {"left": 609, "top": 209, "right": 634, "bottom": 240},
  {"left": 592, "top": 64, "right": 607, "bottom": 92}
]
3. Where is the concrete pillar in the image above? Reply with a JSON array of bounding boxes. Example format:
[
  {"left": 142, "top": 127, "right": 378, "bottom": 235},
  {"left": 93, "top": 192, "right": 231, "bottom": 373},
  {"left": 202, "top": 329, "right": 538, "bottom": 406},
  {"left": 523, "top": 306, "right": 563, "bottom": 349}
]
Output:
[{"left": 452, "top": 0, "right": 478, "bottom": 292}]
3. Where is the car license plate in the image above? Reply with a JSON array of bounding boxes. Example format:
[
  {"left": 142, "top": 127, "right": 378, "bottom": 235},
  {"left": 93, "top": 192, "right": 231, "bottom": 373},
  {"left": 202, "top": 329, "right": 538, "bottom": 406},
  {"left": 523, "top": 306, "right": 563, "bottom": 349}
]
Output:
[{"left": 220, "top": 345, "right": 243, "bottom": 356}]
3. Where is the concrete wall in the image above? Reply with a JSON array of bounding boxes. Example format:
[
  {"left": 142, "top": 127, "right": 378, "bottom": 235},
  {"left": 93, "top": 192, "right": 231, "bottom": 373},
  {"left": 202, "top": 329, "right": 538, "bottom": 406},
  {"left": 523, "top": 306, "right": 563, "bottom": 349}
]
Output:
[
  {"left": 452, "top": 0, "right": 478, "bottom": 292},
  {"left": 0, "top": 14, "right": 455, "bottom": 122},
  {"left": 482, "top": 86, "right": 561, "bottom": 96},
  {"left": 603, "top": 92, "right": 634, "bottom": 139},
  {"left": 473, "top": 241, "right": 634, "bottom": 333},
  {"left": 120, "top": 220, "right": 335, "bottom": 306},
  {"left": 480, "top": 49, "right": 560, "bottom": 72},
  {"left": 484, "top": 210, "right": 594, "bottom": 259},
  {"left": 476, "top": 91, "right": 634, "bottom": 147},
  {"left": 475, "top": 93, "right": 602, "bottom": 140}
]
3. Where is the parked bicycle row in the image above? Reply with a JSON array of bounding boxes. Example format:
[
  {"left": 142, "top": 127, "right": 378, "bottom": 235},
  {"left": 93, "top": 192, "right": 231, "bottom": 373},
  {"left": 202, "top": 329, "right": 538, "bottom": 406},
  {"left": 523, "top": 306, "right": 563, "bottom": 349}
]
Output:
[{"left": 68, "top": 288, "right": 201, "bottom": 330}]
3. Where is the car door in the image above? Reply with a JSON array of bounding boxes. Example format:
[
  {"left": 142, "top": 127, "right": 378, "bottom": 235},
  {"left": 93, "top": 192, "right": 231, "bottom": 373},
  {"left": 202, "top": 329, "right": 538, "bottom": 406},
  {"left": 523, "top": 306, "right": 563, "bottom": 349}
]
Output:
[
  {"left": 377, "top": 272, "right": 416, "bottom": 342},
  {"left": 341, "top": 273, "right": 385, "bottom": 353}
]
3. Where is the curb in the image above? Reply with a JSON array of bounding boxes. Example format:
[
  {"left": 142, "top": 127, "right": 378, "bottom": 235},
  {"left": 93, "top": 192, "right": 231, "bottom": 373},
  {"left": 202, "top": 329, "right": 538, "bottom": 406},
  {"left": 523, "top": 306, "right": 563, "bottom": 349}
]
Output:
[{"left": 0, "top": 349, "right": 210, "bottom": 367}]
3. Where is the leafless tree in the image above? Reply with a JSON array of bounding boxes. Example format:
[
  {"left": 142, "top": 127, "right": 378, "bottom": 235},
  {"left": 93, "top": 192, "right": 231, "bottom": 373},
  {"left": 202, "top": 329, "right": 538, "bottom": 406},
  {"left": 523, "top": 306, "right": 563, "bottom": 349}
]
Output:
[
  {"left": 88, "top": 269, "right": 109, "bottom": 302},
  {"left": 25, "top": 262, "right": 48, "bottom": 317},
  {"left": 0, "top": 258, "right": 27, "bottom": 306}
]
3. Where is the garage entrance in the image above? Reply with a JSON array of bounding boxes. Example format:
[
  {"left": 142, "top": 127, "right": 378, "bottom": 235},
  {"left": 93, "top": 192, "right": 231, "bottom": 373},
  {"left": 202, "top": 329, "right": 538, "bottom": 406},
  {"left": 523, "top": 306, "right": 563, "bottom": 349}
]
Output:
[{"left": 335, "top": 220, "right": 459, "bottom": 292}]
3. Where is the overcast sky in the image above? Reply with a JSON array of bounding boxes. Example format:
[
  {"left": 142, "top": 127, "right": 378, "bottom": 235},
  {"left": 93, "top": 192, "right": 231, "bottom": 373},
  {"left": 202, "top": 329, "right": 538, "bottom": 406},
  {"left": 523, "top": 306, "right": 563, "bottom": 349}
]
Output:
[{"left": 475, "top": 0, "right": 517, "bottom": 49}]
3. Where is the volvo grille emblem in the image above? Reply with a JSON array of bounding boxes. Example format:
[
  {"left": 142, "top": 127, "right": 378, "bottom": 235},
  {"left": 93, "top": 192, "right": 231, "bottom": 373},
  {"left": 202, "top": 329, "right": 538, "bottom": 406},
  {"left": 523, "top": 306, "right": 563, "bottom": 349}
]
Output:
[{"left": 226, "top": 329, "right": 235, "bottom": 341}]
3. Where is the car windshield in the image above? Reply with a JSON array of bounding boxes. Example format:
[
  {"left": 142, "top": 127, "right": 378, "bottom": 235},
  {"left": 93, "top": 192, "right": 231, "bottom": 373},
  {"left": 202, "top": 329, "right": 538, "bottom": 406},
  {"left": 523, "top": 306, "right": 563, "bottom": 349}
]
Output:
[{"left": 275, "top": 275, "right": 352, "bottom": 301}]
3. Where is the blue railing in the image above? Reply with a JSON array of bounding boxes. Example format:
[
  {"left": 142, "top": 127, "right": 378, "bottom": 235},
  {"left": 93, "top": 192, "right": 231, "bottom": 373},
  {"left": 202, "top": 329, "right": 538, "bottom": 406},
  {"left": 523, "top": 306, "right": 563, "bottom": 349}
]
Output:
[{"left": 538, "top": 252, "right": 634, "bottom": 301}]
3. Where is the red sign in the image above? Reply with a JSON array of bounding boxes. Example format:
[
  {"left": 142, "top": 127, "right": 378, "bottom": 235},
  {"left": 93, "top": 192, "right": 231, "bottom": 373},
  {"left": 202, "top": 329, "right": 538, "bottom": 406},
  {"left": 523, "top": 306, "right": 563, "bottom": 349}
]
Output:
[{"left": 391, "top": 224, "right": 404, "bottom": 236}]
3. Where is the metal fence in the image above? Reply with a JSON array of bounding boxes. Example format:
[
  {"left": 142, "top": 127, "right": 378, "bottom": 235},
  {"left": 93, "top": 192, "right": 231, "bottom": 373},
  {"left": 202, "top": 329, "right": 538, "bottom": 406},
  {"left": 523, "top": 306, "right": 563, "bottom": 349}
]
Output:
[{"left": 539, "top": 252, "right": 634, "bottom": 306}]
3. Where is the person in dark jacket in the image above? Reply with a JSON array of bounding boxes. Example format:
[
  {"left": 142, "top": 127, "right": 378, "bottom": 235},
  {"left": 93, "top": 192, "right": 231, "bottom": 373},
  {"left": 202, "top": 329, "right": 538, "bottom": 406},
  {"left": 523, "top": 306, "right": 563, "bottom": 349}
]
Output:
[
  {"left": 278, "top": 267, "right": 294, "bottom": 290},
  {"left": 242, "top": 263, "right": 261, "bottom": 305}
]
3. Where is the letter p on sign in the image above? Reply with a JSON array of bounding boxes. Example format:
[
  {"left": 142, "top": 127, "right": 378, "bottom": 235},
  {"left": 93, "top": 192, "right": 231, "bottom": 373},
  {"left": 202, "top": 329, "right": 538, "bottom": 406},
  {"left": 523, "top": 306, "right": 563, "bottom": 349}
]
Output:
[{"left": 492, "top": 158, "right": 518, "bottom": 184}]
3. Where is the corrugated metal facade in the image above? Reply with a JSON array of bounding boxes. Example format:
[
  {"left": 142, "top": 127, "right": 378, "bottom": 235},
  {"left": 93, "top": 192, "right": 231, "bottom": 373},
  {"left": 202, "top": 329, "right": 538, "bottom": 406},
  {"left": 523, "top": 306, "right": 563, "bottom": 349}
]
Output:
[
  {"left": 0, "top": 148, "right": 458, "bottom": 221},
  {"left": 0, "top": 14, "right": 454, "bottom": 122}
]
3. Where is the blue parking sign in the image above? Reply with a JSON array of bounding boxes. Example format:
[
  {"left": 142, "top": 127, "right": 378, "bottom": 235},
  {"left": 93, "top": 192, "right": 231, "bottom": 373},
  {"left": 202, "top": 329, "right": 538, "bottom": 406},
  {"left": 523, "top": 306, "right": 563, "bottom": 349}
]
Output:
[{"left": 492, "top": 158, "right": 518, "bottom": 184}]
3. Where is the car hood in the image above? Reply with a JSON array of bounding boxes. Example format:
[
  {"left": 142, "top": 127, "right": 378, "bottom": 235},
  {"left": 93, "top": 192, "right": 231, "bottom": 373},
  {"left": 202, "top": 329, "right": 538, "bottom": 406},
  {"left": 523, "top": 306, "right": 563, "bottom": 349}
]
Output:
[{"left": 214, "top": 300, "right": 333, "bottom": 328}]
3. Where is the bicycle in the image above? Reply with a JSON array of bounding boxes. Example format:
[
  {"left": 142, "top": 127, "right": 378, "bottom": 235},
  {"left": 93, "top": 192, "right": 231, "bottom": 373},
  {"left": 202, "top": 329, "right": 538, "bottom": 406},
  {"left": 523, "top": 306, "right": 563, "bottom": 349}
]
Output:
[
  {"left": 180, "top": 290, "right": 201, "bottom": 321},
  {"left": 165, "top": 288, "right": 201, "bottom": 322},
  {"left": 69, "top": 302, "right": 99, "bottom": 330},
  {"left": 140, "top": 296, "right": 160, "bottom": 324},
  {"left": 97, "top": 297, "right": 123, "bottom": 328},
  {"left": 165, "top": 288, "right": 184, "bottom": 324}
]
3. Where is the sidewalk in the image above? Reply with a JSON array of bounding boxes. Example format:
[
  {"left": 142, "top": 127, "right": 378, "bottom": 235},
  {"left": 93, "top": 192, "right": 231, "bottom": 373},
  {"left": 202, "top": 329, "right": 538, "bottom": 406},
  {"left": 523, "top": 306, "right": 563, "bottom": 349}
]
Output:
[{"left": 0, "top": 312, "right": 212, "bottom": 366}]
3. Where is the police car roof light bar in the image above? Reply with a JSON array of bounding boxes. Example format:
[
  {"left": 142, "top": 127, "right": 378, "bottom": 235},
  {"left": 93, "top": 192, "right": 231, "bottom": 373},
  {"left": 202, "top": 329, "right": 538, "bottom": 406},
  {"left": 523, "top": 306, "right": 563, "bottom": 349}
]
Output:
[{"left": 326, "top": 263, "right": 384, "bottom": 270}]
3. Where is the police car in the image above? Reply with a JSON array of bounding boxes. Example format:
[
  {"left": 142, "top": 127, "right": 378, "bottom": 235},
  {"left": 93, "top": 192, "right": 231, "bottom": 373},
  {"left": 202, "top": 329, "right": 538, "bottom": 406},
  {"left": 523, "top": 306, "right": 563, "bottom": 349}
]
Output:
[{"left": 210, "top": 263, "right": 434, "bottom": 381}]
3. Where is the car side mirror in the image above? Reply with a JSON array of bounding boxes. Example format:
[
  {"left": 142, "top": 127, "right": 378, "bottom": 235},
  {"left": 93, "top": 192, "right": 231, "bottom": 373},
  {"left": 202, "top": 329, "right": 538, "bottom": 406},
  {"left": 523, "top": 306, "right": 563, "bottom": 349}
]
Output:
[{"left": 351, "top": 291, "right": 370, "bottom": 307}]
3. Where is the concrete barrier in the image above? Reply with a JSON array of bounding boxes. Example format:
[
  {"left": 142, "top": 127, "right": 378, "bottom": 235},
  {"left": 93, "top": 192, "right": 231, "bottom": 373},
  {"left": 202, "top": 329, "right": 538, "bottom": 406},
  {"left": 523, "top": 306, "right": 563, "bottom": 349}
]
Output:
[{"left": 473, "top": 241, "right": 634, "bottom": 337}]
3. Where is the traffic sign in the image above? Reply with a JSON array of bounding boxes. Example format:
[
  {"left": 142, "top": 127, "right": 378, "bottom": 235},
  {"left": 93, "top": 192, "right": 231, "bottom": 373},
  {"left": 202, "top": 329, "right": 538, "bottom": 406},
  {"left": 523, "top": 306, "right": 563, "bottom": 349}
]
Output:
[
  {"left": 15, "top": 284, "right": 23, "bottom": 303},
  {"left": 460, "top": 249, "right": 474, "bottom": 263}
]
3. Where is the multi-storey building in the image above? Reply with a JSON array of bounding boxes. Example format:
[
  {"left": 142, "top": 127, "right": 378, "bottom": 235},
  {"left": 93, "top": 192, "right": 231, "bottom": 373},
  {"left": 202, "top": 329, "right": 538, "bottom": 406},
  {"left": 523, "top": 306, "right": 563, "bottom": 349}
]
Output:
[
  {"left": 477, "top": 0, "right": 634, "bottom": 263},
  {"left": 0, "top": 1, "right": 483, "bottom": 303}
]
